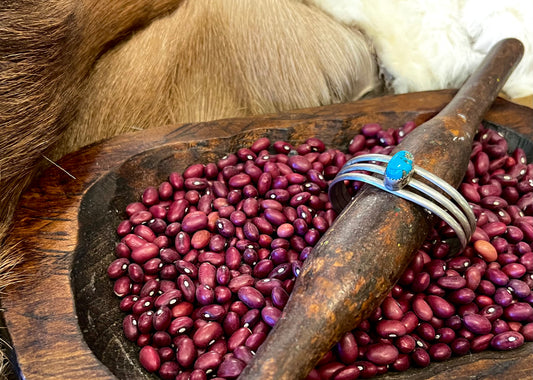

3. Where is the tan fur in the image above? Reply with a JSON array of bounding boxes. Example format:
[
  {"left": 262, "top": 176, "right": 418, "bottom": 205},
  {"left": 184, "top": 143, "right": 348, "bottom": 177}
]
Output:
[{"left": 55, "top": 0, "right": 377, "bottom": 157}]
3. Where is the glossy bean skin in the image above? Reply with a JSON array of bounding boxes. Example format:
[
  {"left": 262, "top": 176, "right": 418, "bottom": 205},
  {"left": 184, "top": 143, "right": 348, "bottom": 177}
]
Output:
[
  {"left": 109, "top": 130, "right": 533, "bottom": 378},
  {"left": 335, "top": 332, "right": 359, "bottom": 365},
  {"left": 463, "top": 314, "right": 492, "bottom": 335},
  {"left": 193, "top": 322, "right": 223, "bottom": 348},
  {"left": 365, "top": 343, "right": 399, "bottom": 366},
  {"left": 376, "top": 320, "right": 407, "bottom": 339},
  {"left": 139, "top": 345, "right": 160, "bottom": 373},
  {"left": 428, "top": 343, "right": 452, "bottom": 362},
  {"left": 194, "top": 351, "right": 222, "bottom": 371},
  {"left": 217, "top": 356, "right": 247, "bottom": 378},
  {"left": 491, "top": 331, "right": 525, "bottom": 350}
]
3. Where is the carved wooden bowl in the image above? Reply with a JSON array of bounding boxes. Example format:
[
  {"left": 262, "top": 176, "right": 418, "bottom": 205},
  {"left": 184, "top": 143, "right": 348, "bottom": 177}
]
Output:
[{"left": 2, "top": 90, "right": 533, "bottom": 379}]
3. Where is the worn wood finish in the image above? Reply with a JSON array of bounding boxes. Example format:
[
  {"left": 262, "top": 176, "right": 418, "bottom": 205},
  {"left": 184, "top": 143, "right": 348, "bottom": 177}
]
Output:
[
  {"left": 239, "top": 39, "right": 525, "bottom": 379},
  {"left": 1, "top": 89, "right": 532, "bottom": 380}
]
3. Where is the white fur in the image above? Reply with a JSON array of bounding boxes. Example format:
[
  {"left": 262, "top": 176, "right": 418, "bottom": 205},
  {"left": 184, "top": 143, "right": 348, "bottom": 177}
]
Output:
[{"left": 308, "top": 0, "right": 533, "bottom": 97}]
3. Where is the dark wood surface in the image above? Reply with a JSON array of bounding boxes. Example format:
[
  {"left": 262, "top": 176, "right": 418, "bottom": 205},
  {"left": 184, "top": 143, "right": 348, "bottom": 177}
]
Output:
[{"left": 1, "top": 90, "right": 532, "bottom": 379}]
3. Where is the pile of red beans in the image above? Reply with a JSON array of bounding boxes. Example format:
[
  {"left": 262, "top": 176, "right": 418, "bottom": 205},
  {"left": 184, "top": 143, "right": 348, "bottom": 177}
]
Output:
[{"left": 107, "top": 121, "right": 533, "bottom": 380}]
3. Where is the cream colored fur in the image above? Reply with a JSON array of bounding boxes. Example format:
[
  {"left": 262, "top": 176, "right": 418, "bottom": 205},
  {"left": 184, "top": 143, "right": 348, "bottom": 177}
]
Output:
[{"left": 308, "top": 0, "right": 533, "bottom": 98}]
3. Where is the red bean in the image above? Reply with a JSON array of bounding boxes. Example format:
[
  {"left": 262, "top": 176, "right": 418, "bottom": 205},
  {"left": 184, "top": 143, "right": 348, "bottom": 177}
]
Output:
[
  {"left": 107, "top": 258, "right": 130, "bottom": 279},
  {"left": 138, "top": 345, "right": 161, "bottom": 373},
  {"left": 123, "top": 315, "right": 139, "bottom": 342},
  {"left": 261, "top": 306, "right": 282, "bottom": 327},
  {"left": 410, "top": 347, "right": 430, "bottom": 368},
  {"left": 111, "top": 130, "right": 533, "bottom": 377},
  {"left": 481, "top": 222, "right": 508, "bottom": 239},
  {"left": 365, "top": 343, "right": 398, "bottom": 366},
  {"left": 132, "top": 226, "right": 155, "bottom": 244},
  {"left": 140, "top": 187, "right": 159, "bottom": 206},
  {"left": 417, "top": 322, "right": 436, "bottom": 341},
  {"left": 175, "top": 275, "right": 194, "bottom": 304},
  {"left": 460, "top": 183, "right": 481, "bottom": 203},
  {"left": 471, "top": 334, "right": 495, "bottom": 353},
  {"left": 351, "top": 361, "right": 376, "bottom": 378},
  {"left": 190, "top": 230, "right": 210, "bottom": 249},
  {"left": 120, "top": 295, "right": 139, "bottom": 313},
  {"left": 316, "top": 361, "right": 344, "bottom": 379},
  {"left": 126, "top": 202, "right": 147, "bottom": 217},
  {"left": 152, "top": 330, "right": 171, "bottom": 347},
  {"left": 426, "top": 295, "right": 455, "bottom": 319},
  {"left": 182, "top": 211, "right": 208, "bottom": 233},
  {"left": 271, "top": 286, "right": 289, "bottom": 309},
  {"left": 504, "top": 302, "right": 533, "bottom": 322},
  {"left": 227, "top": 327, "right": 252, "bottom": 352},
  {"left": 194, "top": 353, "right": 221, "bottom": 373},
  {"left": 479, "top": 304, "right": 503, "bottom": 322},
  {"left": 435, "top": 327, "right": 455, "bottom": 344},
  {"left": 135, "top": 311, "right": 153, "bottom": 334},
  {"left": 176, "top": 260, "right": 198, "bottom": 278},
  {"left": 329, "top": 332, "right": 357, "bottom": 366},
  {"left": 490, "top": 331, "right": 525, "bottom": 351},
  {"left": 449, "top": 337, "right": 469, "bottom": 357},
  {"left": 376, "top": 320, "right": 407, "bottom": 339},
  {"left": 437, "top": 275, "right": 466, "bottom": 290},
  {"left": 486, "top": 267, "right": 509, "bottom": 286},
  {"left": 395, "top": 335, "right": 416, "bottom": 354},
  {"left": 381, "top": 297, "right": 404, "bottom": 320},
  {"left": 520, "top": 323, "right": 533, "bottom": 341},
  {"left": 331, "top": 365, "right": 359, "bottom": 380},
  {"left": 463, "top": 313, "right": 492, "bottom": 334},
  {"left": 237, "top": 286, "right": 266, "bottom": 309},
  {"left": 494, "top": 287, "right": 513, "bottom": 307},
  {"left": 412, "top": 298, "right": 433, "bottom": 321},
  {"left": 159, "top": 361, "right": 180, "bottom": 380},
  {"left": 428, "top": 342, "right": 452, "bottom": 362},
  {"left": 231, "top": 346, "right": 254, "bottom": 366},
  {"left": 113, "top": 276, "right": 132, "bottom": 297},
  {"left": 193, "top": 322, "right": 223, "bottom": 349},
  {"left": 130, "top": 243, "right": 159, "bottom": 264},
  {"left": 151, "top": 306, "right": 171, "bottom": 331},
  {"left": 398, "top": 312, "right": 418, "bottom": 336},
  {"left": 502, "top": 263, "right": 527, "bottom": 278},
  {"left": 226, "top": 274, "right": 253, "bottom": 293},
  {"left": 516, "top": 220, "right": 533, "bottom": 242},
  {"left": 217, "top": 356, "right": 246, "bottom": 378},
  {"left": 130, "top": 210, "right": 153, "bottom": 225}
]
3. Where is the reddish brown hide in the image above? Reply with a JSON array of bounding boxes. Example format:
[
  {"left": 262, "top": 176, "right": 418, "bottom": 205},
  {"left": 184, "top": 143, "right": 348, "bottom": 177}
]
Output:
[{"left": 239, "top": 38, "right": 524, "bottom": 380}]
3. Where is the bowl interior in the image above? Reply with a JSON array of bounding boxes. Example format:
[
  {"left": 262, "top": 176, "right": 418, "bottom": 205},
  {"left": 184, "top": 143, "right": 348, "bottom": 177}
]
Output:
[{"left": 71, "top": 121, "right": 533, "bottom": 379}]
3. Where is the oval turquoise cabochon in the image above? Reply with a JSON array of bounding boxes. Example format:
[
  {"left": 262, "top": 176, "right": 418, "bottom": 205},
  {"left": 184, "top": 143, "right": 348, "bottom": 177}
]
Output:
[{"left": 385, "top": 150, "right": 414, "bottom": 181}]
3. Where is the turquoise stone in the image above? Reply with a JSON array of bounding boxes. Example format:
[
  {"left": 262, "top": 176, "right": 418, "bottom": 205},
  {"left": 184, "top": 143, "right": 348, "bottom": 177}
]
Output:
[{"left": 384, "top": 150, "right": 414, "bottom": 190}]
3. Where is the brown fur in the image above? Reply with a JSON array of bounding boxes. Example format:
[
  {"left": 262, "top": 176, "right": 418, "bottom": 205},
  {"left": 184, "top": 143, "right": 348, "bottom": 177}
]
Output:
[{"left": 0, "top": 0, "right": 185, "bottom": 282}]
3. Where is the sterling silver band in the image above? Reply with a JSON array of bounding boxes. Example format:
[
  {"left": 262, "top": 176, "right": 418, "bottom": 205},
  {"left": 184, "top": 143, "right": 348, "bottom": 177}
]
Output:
[{"left": 328, "top": 153, "right": 476, "bottom": 249}]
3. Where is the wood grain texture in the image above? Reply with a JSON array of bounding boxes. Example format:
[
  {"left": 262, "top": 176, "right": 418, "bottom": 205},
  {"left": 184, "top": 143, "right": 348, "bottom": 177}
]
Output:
[{"left": 1, "top": 89, "right": 532, "bottom": 379}]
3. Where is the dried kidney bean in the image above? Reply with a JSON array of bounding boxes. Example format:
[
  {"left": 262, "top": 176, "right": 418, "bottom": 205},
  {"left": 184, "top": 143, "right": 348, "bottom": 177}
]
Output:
[{"left": 109, "top": 124, "right": 533, "bottom": 379}]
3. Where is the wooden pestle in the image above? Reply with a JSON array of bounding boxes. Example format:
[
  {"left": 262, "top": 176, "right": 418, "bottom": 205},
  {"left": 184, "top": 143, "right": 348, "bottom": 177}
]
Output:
[{"left": 238, "top": 38, "right": 524, "bottom": 380}]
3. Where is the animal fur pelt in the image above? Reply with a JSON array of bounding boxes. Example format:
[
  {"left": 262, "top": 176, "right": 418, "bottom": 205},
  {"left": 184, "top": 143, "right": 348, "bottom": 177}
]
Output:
[
  {"left": 0, "top": 0, "right": 189, "bottom": 285},
  {"left": 309, "top": 0, "right": 533, "bottom": 97}
]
